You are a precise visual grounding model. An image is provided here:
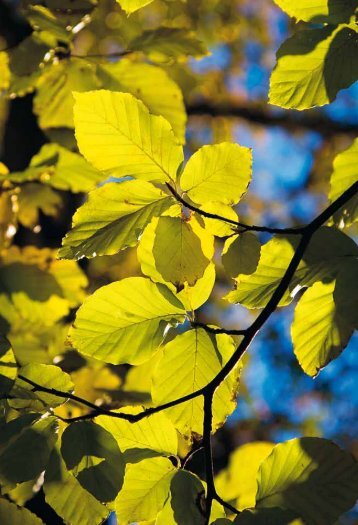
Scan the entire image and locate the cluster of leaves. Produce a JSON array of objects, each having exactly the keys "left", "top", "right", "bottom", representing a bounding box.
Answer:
[{"left": 0, "top": 0, "right": 357, "bottom": 524}]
